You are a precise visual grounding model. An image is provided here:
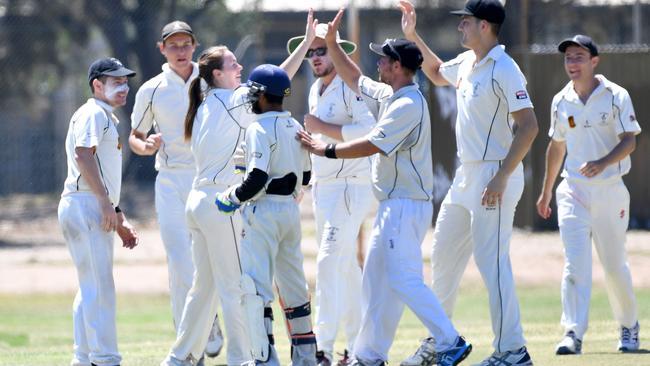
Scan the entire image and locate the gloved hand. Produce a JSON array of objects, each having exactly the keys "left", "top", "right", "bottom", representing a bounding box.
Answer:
[
  {"left": 215, "top": 186, "right": 241, "bottom": 215},
  {"left": 233, "top": 142, "right": 247, "bottom": 174}
]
